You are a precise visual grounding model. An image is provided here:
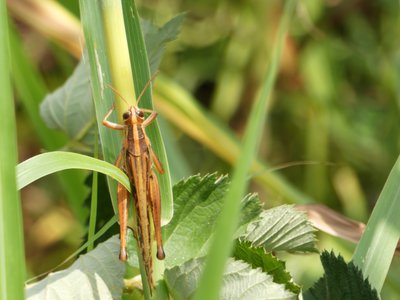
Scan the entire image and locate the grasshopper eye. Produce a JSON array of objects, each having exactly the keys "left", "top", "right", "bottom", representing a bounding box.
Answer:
[
  {"left": 136, "top": 110, "right": 144, "bottom": 118},
  {"left": 122, "top": 112, "right": 131, "bottom": 120}
]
